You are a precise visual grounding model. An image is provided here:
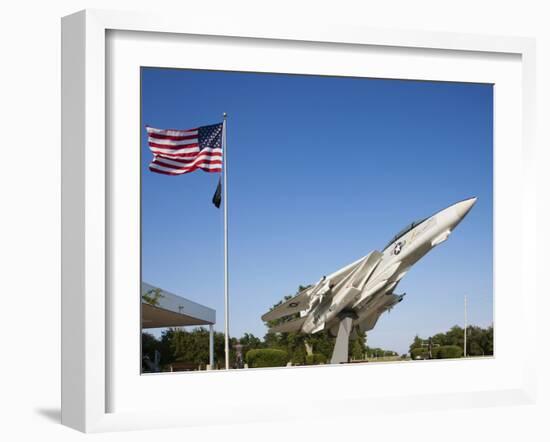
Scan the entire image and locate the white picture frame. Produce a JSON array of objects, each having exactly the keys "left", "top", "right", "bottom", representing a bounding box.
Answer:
[{"left": 61, "top": 9, "right": 537, "bottom": 433}]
